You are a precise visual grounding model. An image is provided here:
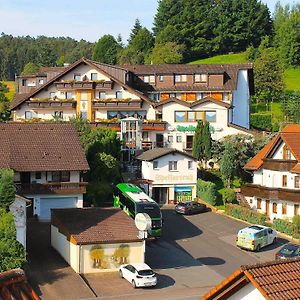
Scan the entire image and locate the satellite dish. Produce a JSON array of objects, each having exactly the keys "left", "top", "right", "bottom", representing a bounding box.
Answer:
[{"left": 135, "top": 213, "right": 152, "bottom": 231}]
